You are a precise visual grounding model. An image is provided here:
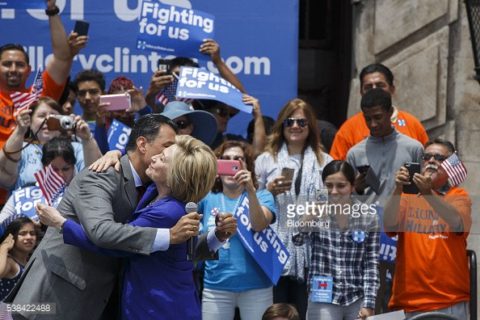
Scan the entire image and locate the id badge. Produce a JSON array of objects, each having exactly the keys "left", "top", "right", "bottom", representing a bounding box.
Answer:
[{"left": 309, "top": 276, "right": 333, "bottom": 303}]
